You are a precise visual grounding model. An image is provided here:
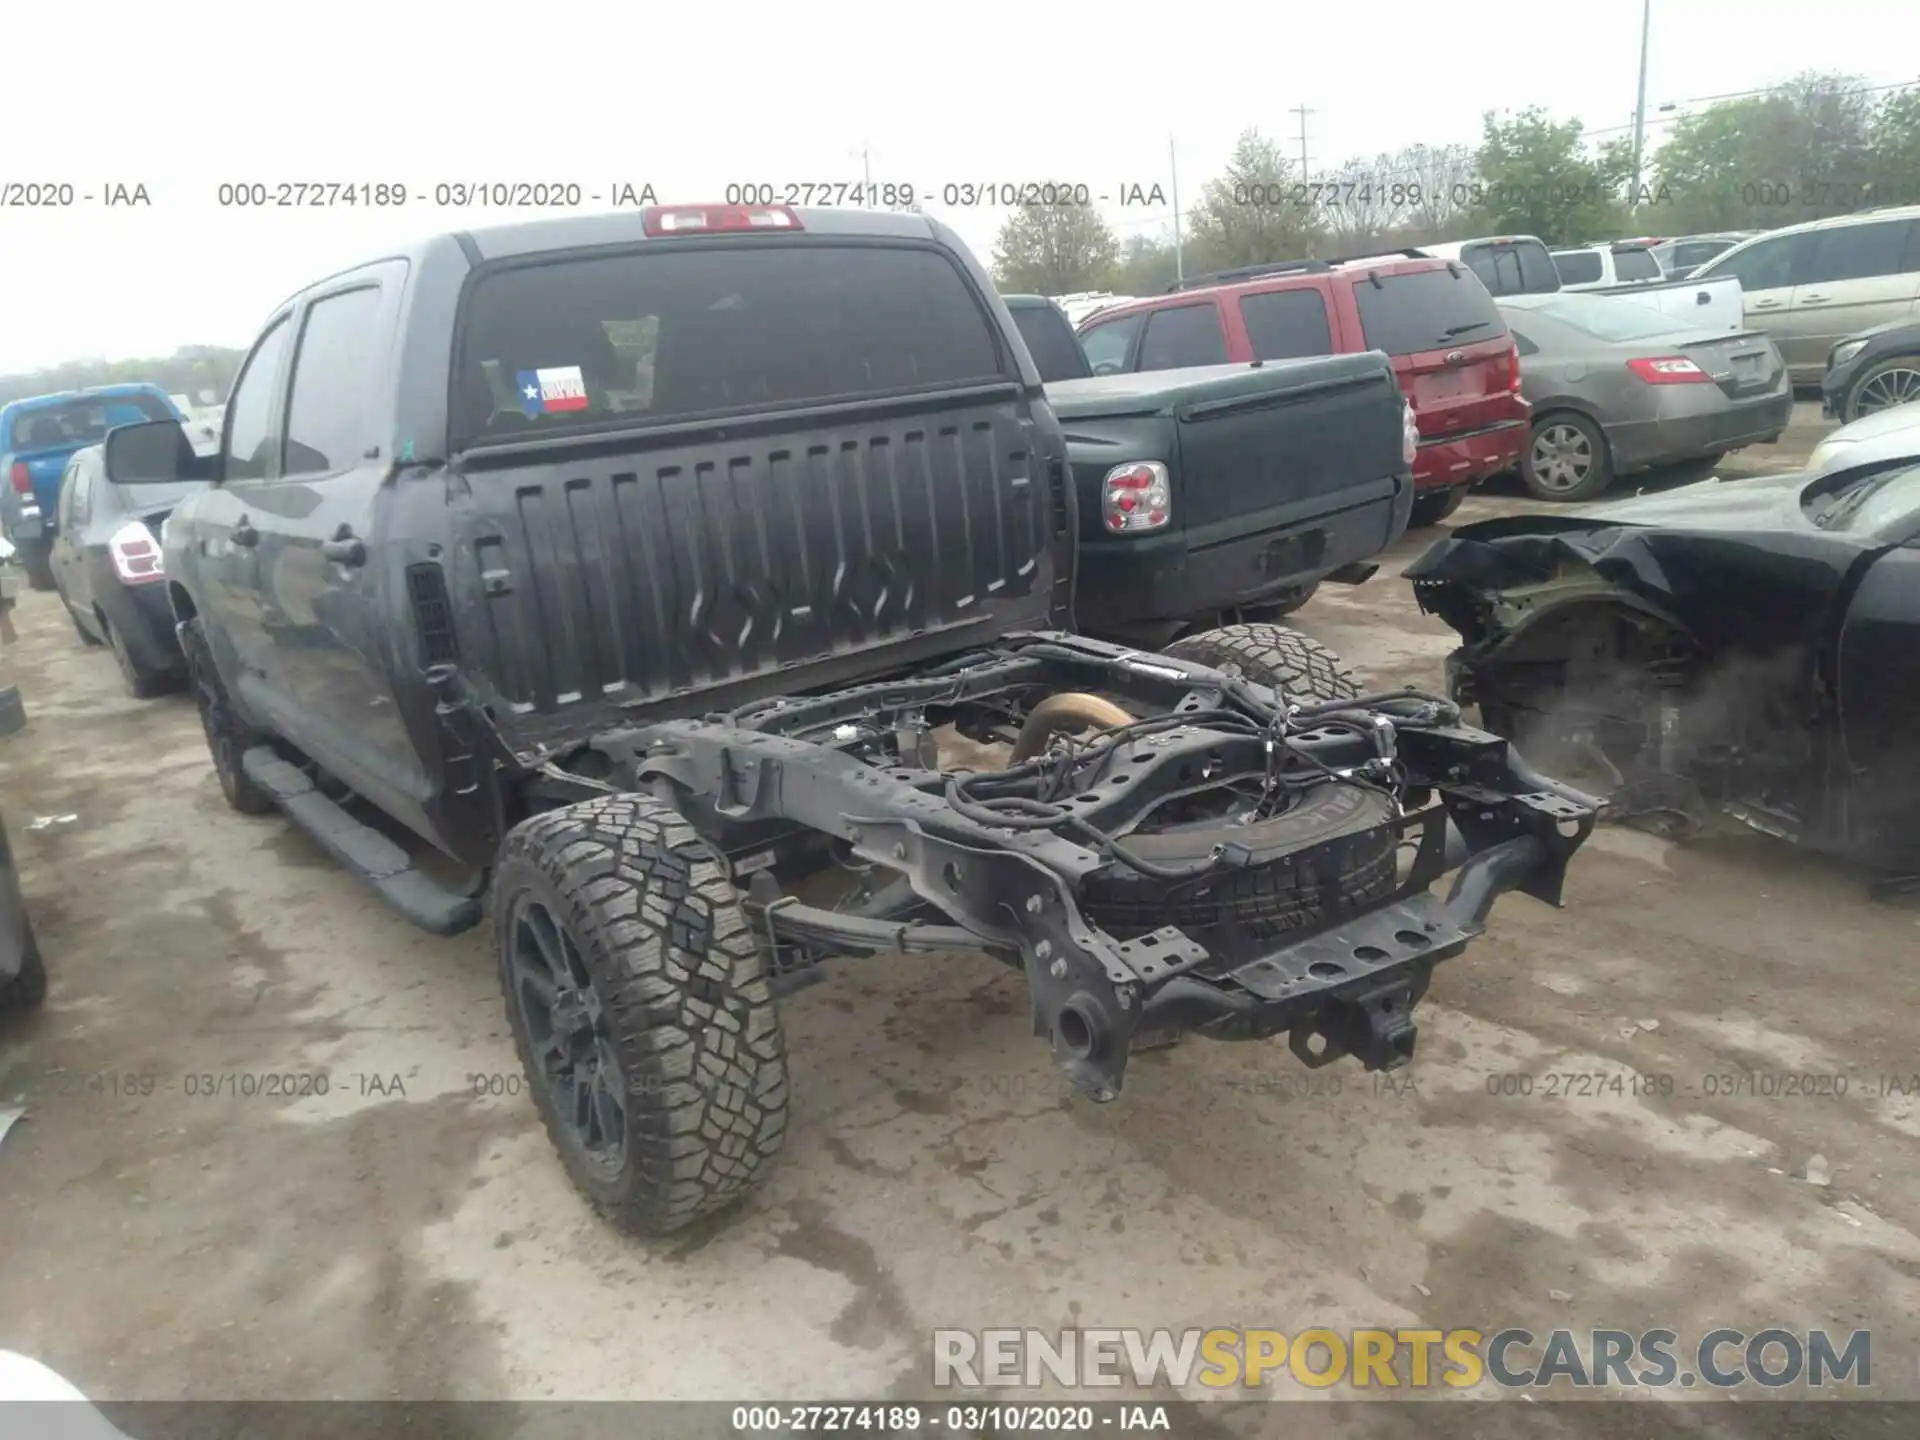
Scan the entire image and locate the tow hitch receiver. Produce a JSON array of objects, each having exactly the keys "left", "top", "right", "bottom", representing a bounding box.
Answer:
[{"left": 1292, "top": 977, "right": 1420, "bottom": 1071}]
